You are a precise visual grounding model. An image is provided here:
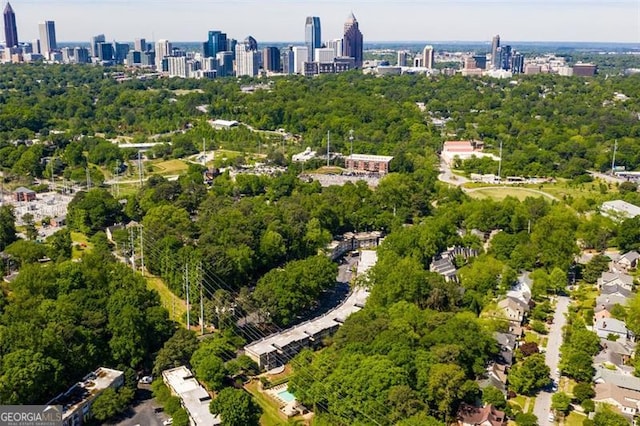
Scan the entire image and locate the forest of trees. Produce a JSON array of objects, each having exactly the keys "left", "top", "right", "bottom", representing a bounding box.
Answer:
[{"left": 0, "top": 63, "right": 639, "bottom": 424}]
